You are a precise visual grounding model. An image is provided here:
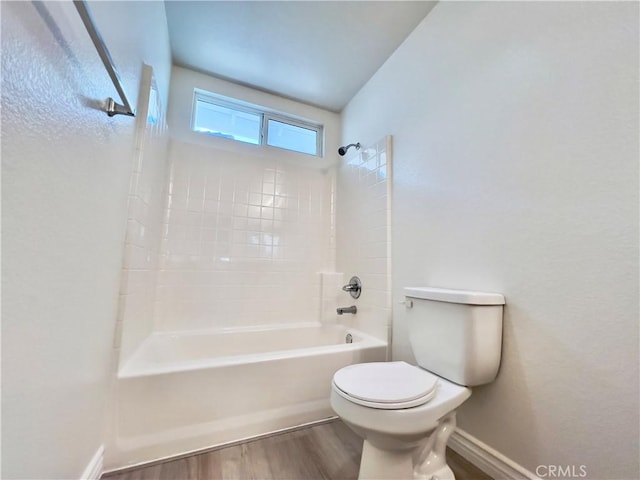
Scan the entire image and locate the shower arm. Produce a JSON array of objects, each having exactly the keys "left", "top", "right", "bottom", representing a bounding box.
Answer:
[{"left": 338, "top": 142, "right": 361, "bottom": 156}]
